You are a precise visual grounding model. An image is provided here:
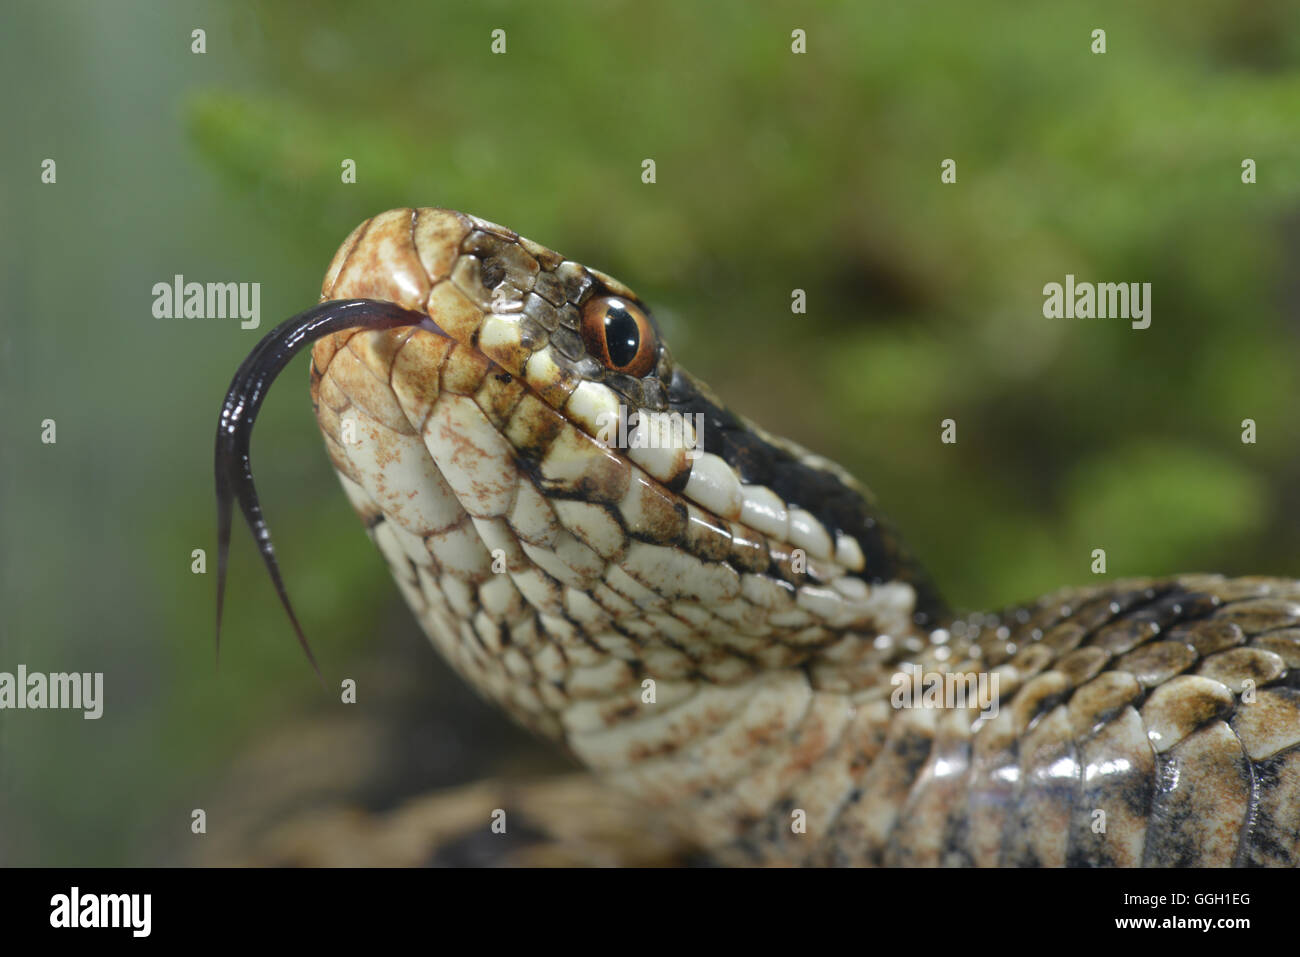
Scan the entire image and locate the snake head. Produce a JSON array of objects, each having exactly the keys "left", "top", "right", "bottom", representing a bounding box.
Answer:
[
  {"left": 294, "top": 209, "right": 944, "bottom": 732},
  {"left": 220, "top": 208, "right": 944, "bottom": 747}
]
